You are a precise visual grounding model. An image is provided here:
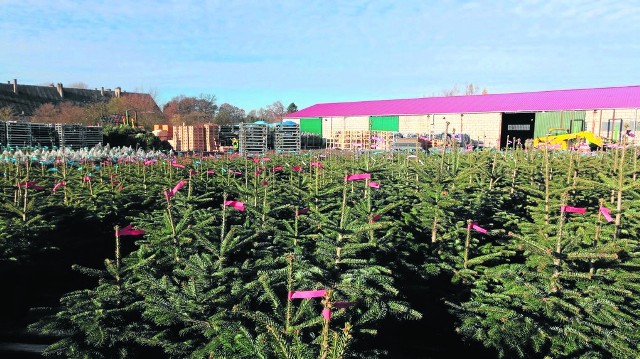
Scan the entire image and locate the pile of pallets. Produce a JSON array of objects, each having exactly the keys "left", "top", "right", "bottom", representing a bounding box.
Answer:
[
  {"left": 55, "top": 124, "right": 86, "bottom": 149},
  {"left": 85, "top": 126, "right": 103, "bottom": 148},
  {"left": 273, "top": 122, "right": 301, "bottom": 153},
  {"left": 7, "top": 121, "right": 32, "bottom": 147},
  {"left": 170, "top": 124, "right": 220, "bottom": 152},
  {"left": 239, "top": 122, "right": 268, "bottom": 155},
  {"left": 326, "top": 130, "right": 397, "bottom": 150},
  {"left": 173, "top": 125, "right": 203, "bottom": 152},
  {"left": 30, "top": 123, "right": 56, "bottom": 148},
  {"left": 204, "top": 124, "right": 220, "bottom": 152},
  {"left": 370, "top": 131, "right": 395, "bottom": 150},
  {"left": 0, "top": 121, "right": 6, "bottom": 146}
]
